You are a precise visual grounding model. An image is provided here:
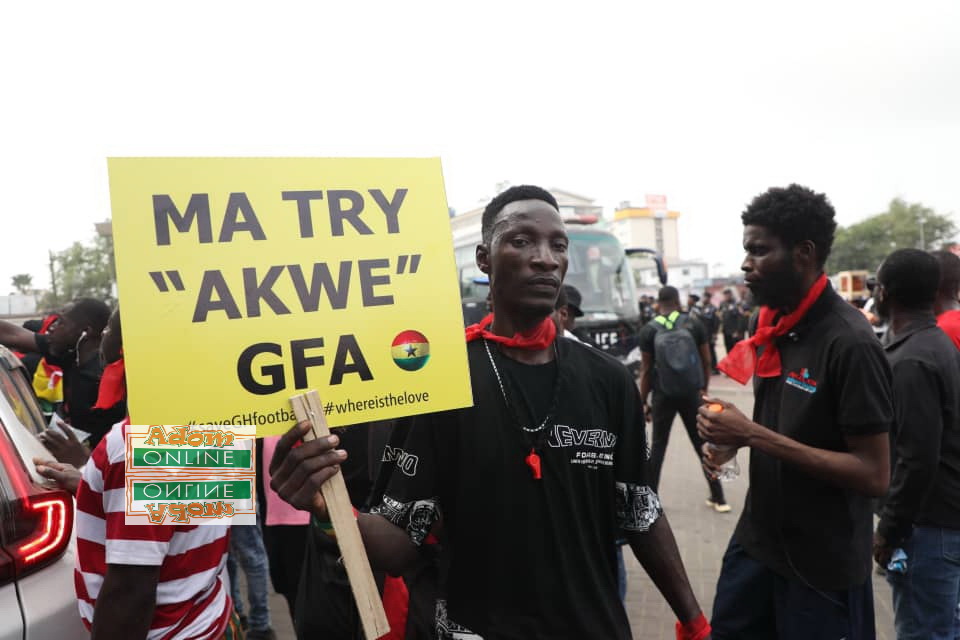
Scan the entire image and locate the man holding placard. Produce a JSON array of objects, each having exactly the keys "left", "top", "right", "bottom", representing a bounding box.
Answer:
[{"left": 272, "top": 185, "right": 711, "bottom": 640}]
